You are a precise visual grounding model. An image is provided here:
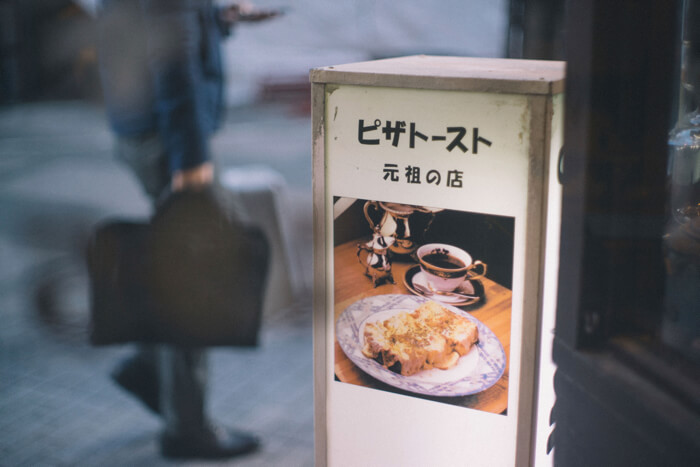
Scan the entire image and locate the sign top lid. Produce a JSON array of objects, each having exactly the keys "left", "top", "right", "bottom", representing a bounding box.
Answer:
[{"left": 310, "top": 55, "right": 565, "bottom": 95}]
